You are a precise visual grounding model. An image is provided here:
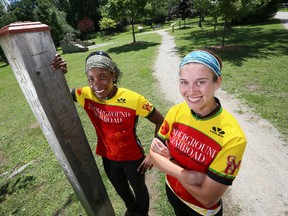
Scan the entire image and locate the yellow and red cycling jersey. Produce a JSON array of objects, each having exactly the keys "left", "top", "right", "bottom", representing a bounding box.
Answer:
[
  {"left": 158, "top": 100, "right": 246, "bottom": 212},
  {"left": 75, "top": 86, "right": 155, "bottom": 161}
]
